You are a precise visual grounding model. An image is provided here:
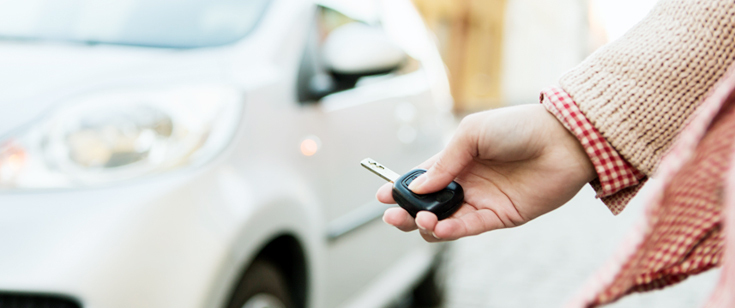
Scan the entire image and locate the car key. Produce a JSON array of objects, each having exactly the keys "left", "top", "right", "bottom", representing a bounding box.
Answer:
[{"left": 361, "top": 158, "right": 464, "bottom": 220}]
